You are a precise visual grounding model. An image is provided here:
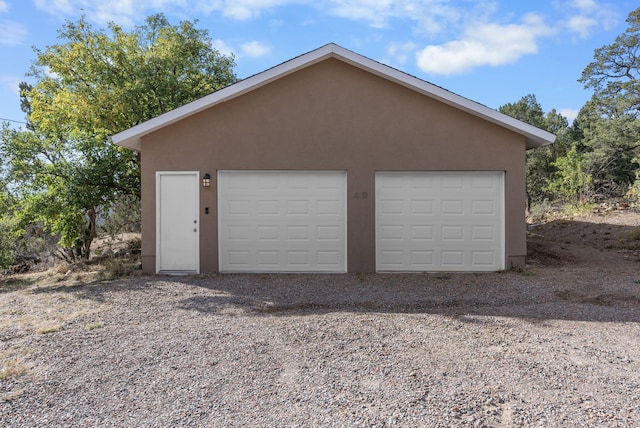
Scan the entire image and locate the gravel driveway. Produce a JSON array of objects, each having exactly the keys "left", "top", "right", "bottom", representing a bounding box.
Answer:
[{"left": 2, "top": 215, "right": 640, "bottom": 427}]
